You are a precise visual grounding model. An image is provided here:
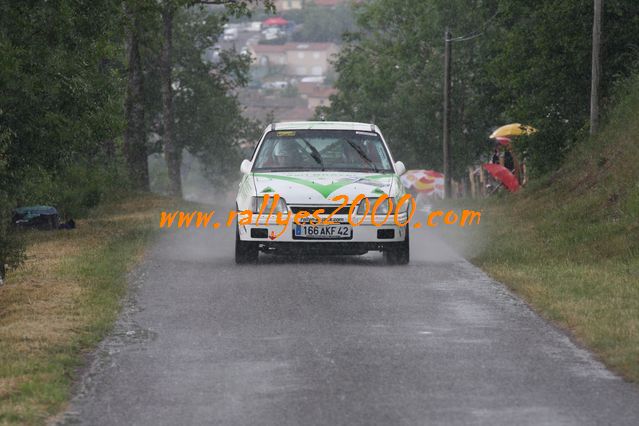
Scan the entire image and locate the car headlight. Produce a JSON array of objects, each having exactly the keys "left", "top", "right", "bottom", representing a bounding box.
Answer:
[
  {"left": 357, "top": 197, "right": 392, "bottom": 215},
  {"left": 251, "top": 195, "right": 288, "bottom": 213},
  {"left": 395, "top": 195, "right": 411, "bottom": 214}
]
